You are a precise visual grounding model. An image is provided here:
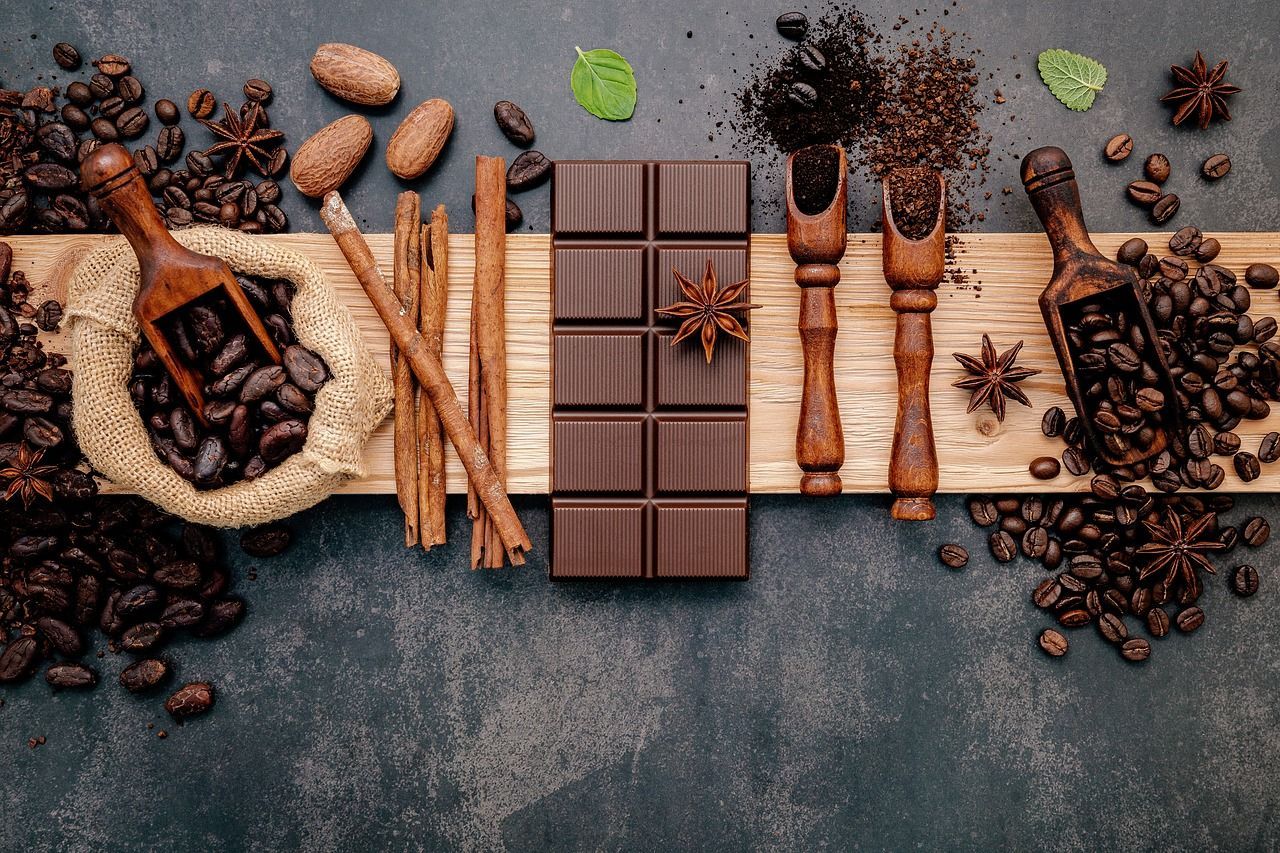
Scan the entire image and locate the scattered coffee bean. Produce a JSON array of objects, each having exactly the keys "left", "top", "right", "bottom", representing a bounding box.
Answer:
[
  {"left": 1120, "top": 638, "right": 1151, "bottom": 662},
  {"left": 1103, "top": 134, "right": 1133, "bottom": 162},
  {"left": 1151, "top": 193, "right": 1180, "bottom": 224},
  {"left": 154, "top": 98, "right": 179, "bottom": 125},
  {"left": 775, "top": 11, "right": 809, "bottom": 40},
  {"left": 1231, "top": 564, "right": 1259, "bottom": 597},
  {"left": 938, "top": 544, "right": 968, "bottom": 569},
  {"left": 1243, "top": 516, "right": 1270, "bottom": 547},
  {"left": 1126, "top": 180, "right": 1162, "bottom": 206},
  {"left": 1202, "top": 153, "right": 1231, "bottom": 180},
  {"left": 968, "top": 497, "right": 998, "bottom": 527},
  {"left": 187, "top": 88, "right": 216, "bottom": 119},
  {"left": 1144, "top": 153, "right": 1171, "bottom": 184},
  {"left": 1233, "top": 451, "right": 1261, "bottom": 482},
  {"left": 1194, "top": 238, "right": 1221, "bottom": 263},
  {"left": 1029, "top": 456, "right": 1060, "bottom": 480},
  {"left": 787, "top": 82, "right": 818, "bottom": 109},
  {"left": 1175, "top": 606, "right": 1205, "bottom": 633},
  {"left": 1169, "top": 226, "right": 1202, "bottom": 256},
  {"left": 1245, "top": 263, "right": 1279, "bottom": 289},
  {"left": 1260, "top": 432, "right": 1280, "bottom": 463},
  {"left": 1038, "top": 629, "right": 1068, "bottom": 657},
  {"left": 1147, "top": 607, "right": 1170, "bottom": 637},
  {"left": 989, "top": 530, "right": 1016, "bottom": 563},
  {"left": 1116, "top": 237, "right": 1147, "bottom": 267},
  {"left": 243, "top": 79, "right": 273, "bottom": 103},
  {"left": 52, "top": 43, "right": 81, "bottom": 70}
]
